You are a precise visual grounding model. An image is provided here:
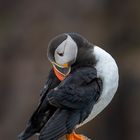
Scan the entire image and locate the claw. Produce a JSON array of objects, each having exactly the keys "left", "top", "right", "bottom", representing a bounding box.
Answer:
[{"left": 66, "top": 132, "right": 86, "bottom": 140}]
